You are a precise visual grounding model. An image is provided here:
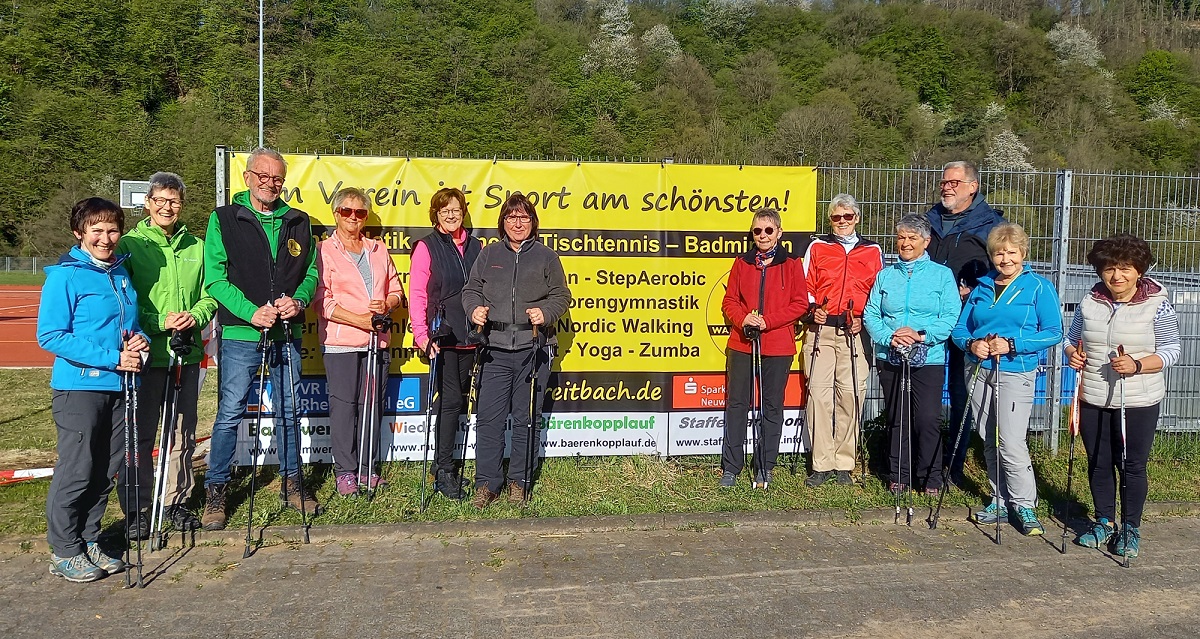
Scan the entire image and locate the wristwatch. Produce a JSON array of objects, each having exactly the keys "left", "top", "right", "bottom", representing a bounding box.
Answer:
[
  {"left": 1006, "top": 337, "right": 1016, "bottom": 354},
  {"left": 295, "top": 299, "right": 307, "bottom": 314}
]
